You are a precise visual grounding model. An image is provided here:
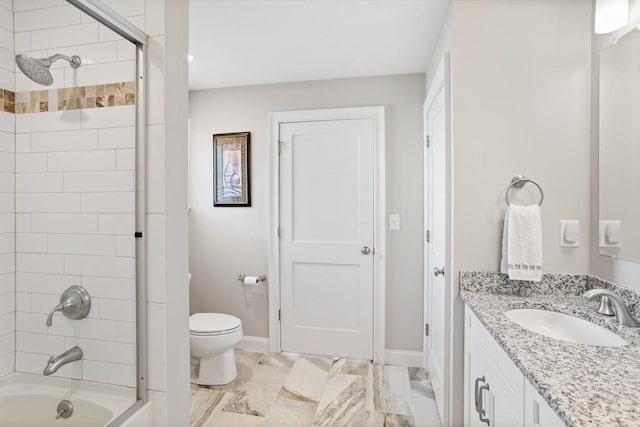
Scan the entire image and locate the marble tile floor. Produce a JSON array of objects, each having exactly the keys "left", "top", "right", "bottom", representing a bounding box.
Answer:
[{"left": 191, "top": 350, "right": 442, "bottom": 427}]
